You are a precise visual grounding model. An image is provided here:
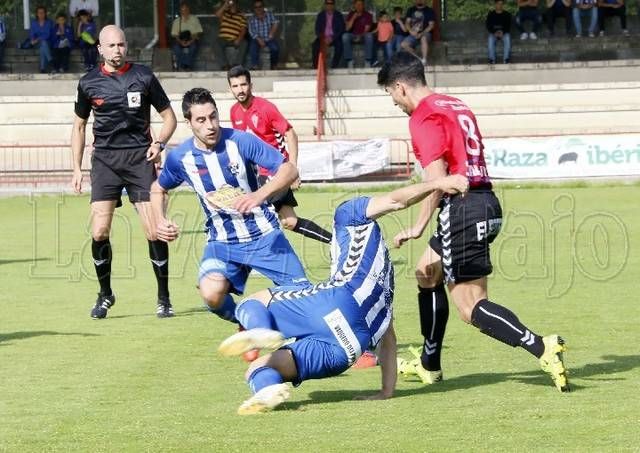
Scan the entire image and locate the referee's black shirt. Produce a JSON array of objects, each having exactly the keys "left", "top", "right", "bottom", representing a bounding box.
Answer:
[{"left": 75, "top": 62, "right": 171, "bottom": 151}]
